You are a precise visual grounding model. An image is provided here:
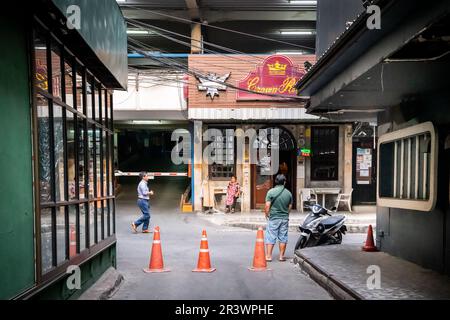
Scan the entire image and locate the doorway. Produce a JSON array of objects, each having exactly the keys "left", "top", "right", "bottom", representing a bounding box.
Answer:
[
  {"left": 352, "top": 137, "right": 377, "bottom": 205},
  {"left": 251, "top": 126, "right": 297, "bottom": 209}
]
